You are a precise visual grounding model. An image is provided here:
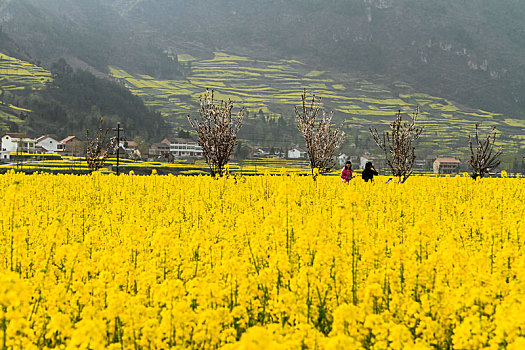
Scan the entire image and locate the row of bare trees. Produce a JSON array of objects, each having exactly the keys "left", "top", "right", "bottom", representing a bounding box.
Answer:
[
  {"left": 186, "top": 88, "right": 503, "bottom": 180},
  {"left": 370, "top": 108, "right": 502, "bottom": 181},
  {"left": 85, "top": 88, "right": 504, "bottom": 180}
]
